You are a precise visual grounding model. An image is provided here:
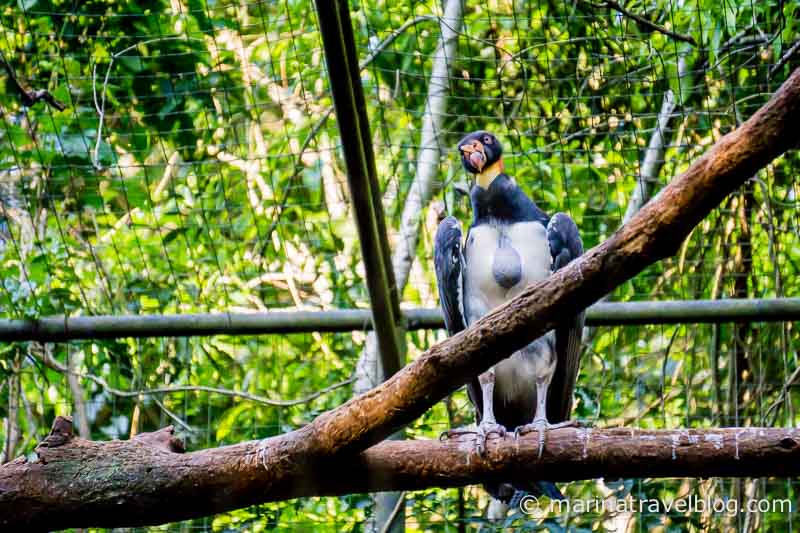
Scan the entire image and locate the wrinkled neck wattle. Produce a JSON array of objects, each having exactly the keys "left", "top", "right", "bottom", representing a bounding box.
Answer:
[{"left": 476, "top": 157, "right": 504, "bottom": 189}]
